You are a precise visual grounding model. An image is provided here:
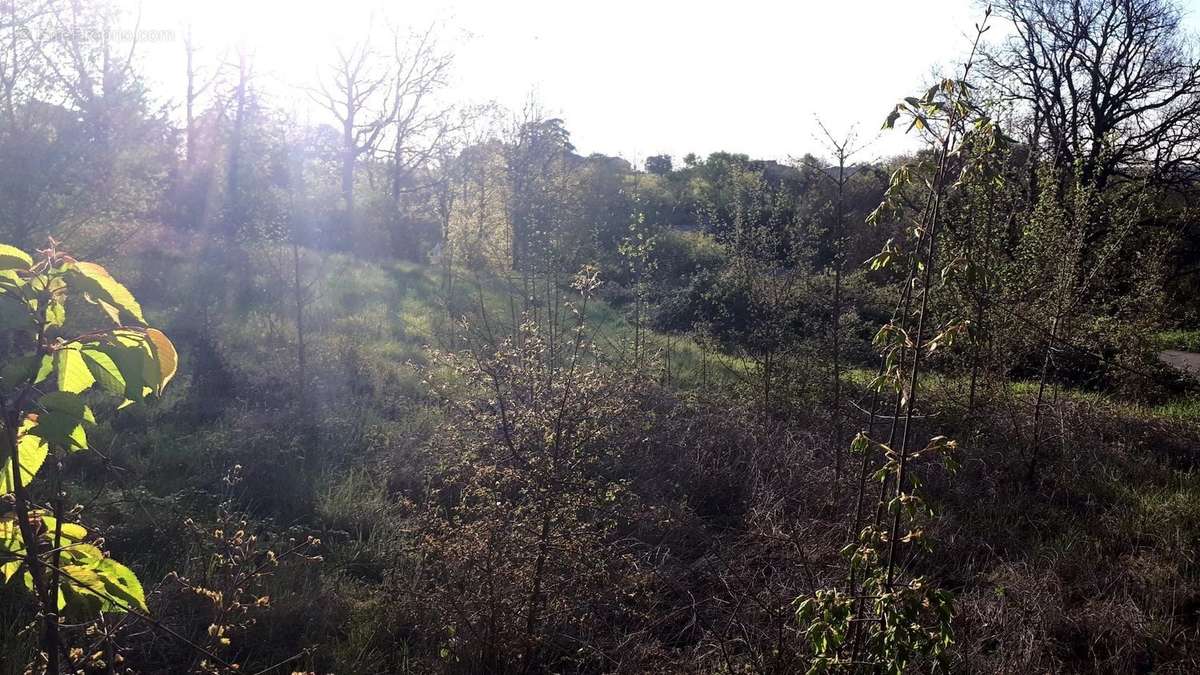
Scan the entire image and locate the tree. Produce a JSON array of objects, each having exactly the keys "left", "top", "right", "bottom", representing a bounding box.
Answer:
[
  {"left": 707, "top": 164, "right": 815, "bottom": 415},
  {"left": 413, "top": 269, "right": 647, "bottom": 672},
  {"left": 0, "top": 0, "right": 52, "bottom": 124},
  {"left": 986, "top": 0, "right": 1200, "bottom": 193},
  {"left": 504, "top": 109, "right": 575, "bottom": 274},
  {"left": 183, "top": 24, "right": 223, "bottom": 170},
  {"left": 801, "top": 16, "right": 1000, "bottom": 669},
  {"left": 310, "top": 39, "right": 393, "bottom": 226},
  {"left": 447, "top": 136, "right": 511, "bottom": 272},
  {"left": 35, "top": 0, "right": 139, "bottom": 149},
  {"left": 982, "top": 0, "right": 1184, "bottom": 443},
  {"left": 807, "top": 120, "right": 873, "bottom": 495},
  {"left": 225, "top": 47, "right": 253, "bottom": 236},
  {"left": 0, "top": 0, "right": 173, "bottom": 249},
  {"left": 644, "top": 154, "right": 672, "bottom": 175},
  {"left": 384, "top": 24, "right": 453, "bottom": 207}
]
